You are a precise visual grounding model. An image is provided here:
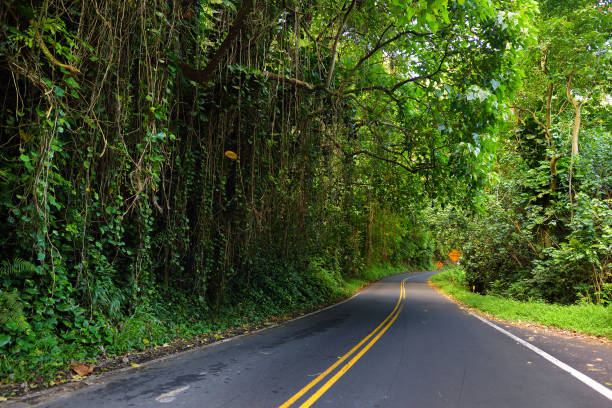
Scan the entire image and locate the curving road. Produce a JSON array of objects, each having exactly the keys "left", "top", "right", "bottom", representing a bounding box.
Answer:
[{"left": 31, "top": 272, "right": 611, "bottom": 408}]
